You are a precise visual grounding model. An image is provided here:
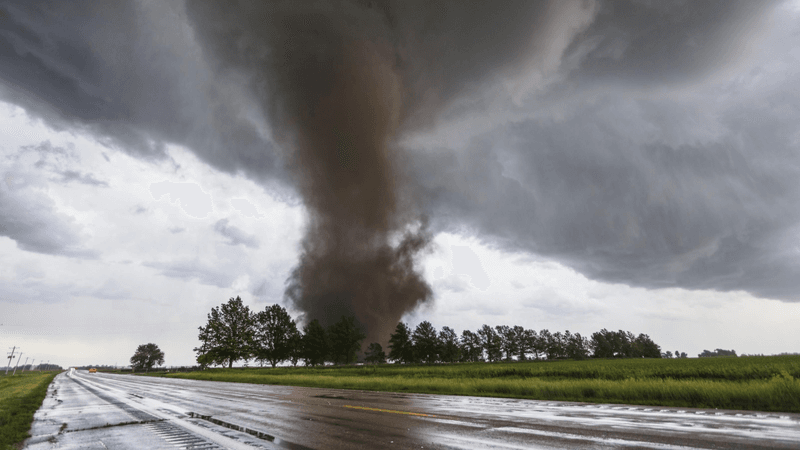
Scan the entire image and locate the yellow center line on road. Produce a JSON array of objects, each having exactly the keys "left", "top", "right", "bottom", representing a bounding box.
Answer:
[{"left": 343, "top": 405, "right": 437, "bottom": 417}]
